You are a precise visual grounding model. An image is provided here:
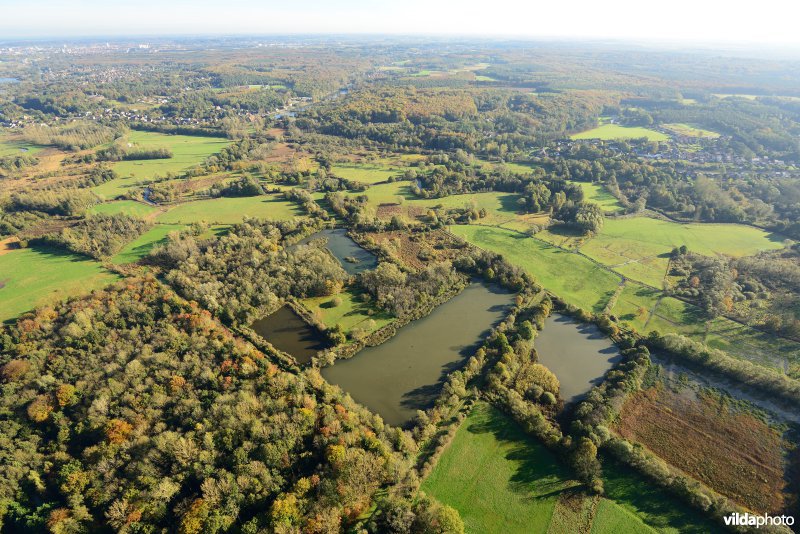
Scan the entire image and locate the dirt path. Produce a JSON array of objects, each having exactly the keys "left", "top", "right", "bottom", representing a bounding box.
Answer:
[{"left": 0, "top": 236, "right": 20, "bottom": 255}]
